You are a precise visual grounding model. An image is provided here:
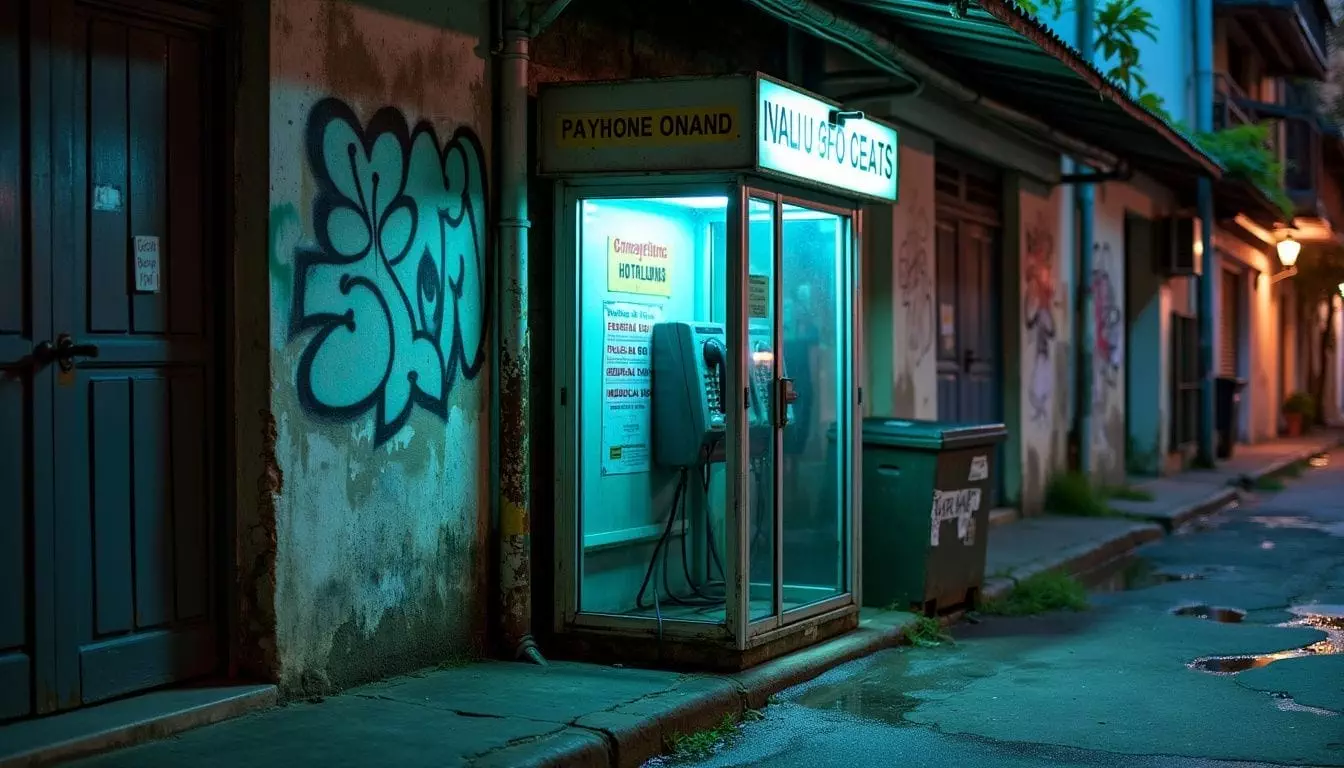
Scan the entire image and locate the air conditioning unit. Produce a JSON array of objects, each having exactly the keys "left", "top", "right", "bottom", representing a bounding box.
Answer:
[{"left": 1155, "top": 215, "right": 1201, "bottom": 277}]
